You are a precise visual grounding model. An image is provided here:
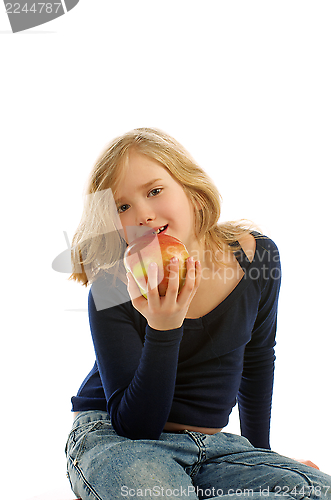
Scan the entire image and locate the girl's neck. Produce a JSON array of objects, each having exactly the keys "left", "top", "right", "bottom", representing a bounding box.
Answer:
[{"left": 187, "top": 237, "right": 233, "bottom": 271}]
